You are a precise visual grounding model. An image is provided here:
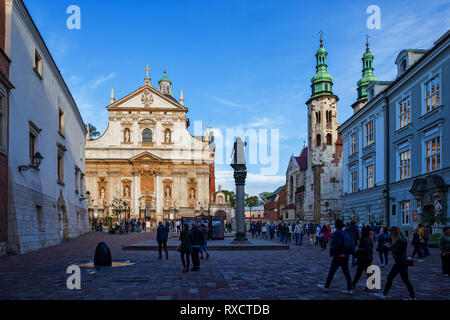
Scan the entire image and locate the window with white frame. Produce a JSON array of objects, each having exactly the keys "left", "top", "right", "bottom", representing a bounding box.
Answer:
[
  {"left": 399, "top": 150, "right": 411, "bottom": 180},
  {"left": 400, "top": 200, "right": 411, "bottom": 225},
  {"left": 351, "top": 132, "right": 358, "bottom": 155},
  {"left": 365, "top": 120, "right": 374, "bottom": 146},
  {"left": 425, "top": 74, "right": 441, "bottom": 113},
  {"left": 425, "top": 136, "right": 440, "bottom": 172},
  {"left": 351, "top": 171, "right": 358, "bottom": 193},
  {"left": 366, "top": 165, "right": 374, "bottom": 189},
  {"left": 399, "top": 97, "right": 411, "bottom": 129}
]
